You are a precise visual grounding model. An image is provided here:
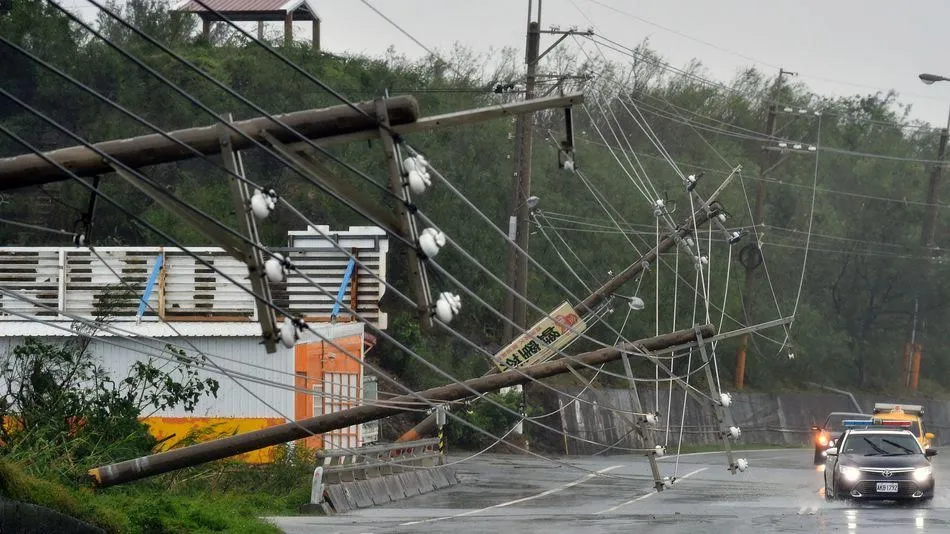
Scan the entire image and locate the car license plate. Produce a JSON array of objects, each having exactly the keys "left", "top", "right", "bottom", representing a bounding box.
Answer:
[{"left": 876, "top": 482, "right": 898, "bottom": 493}]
